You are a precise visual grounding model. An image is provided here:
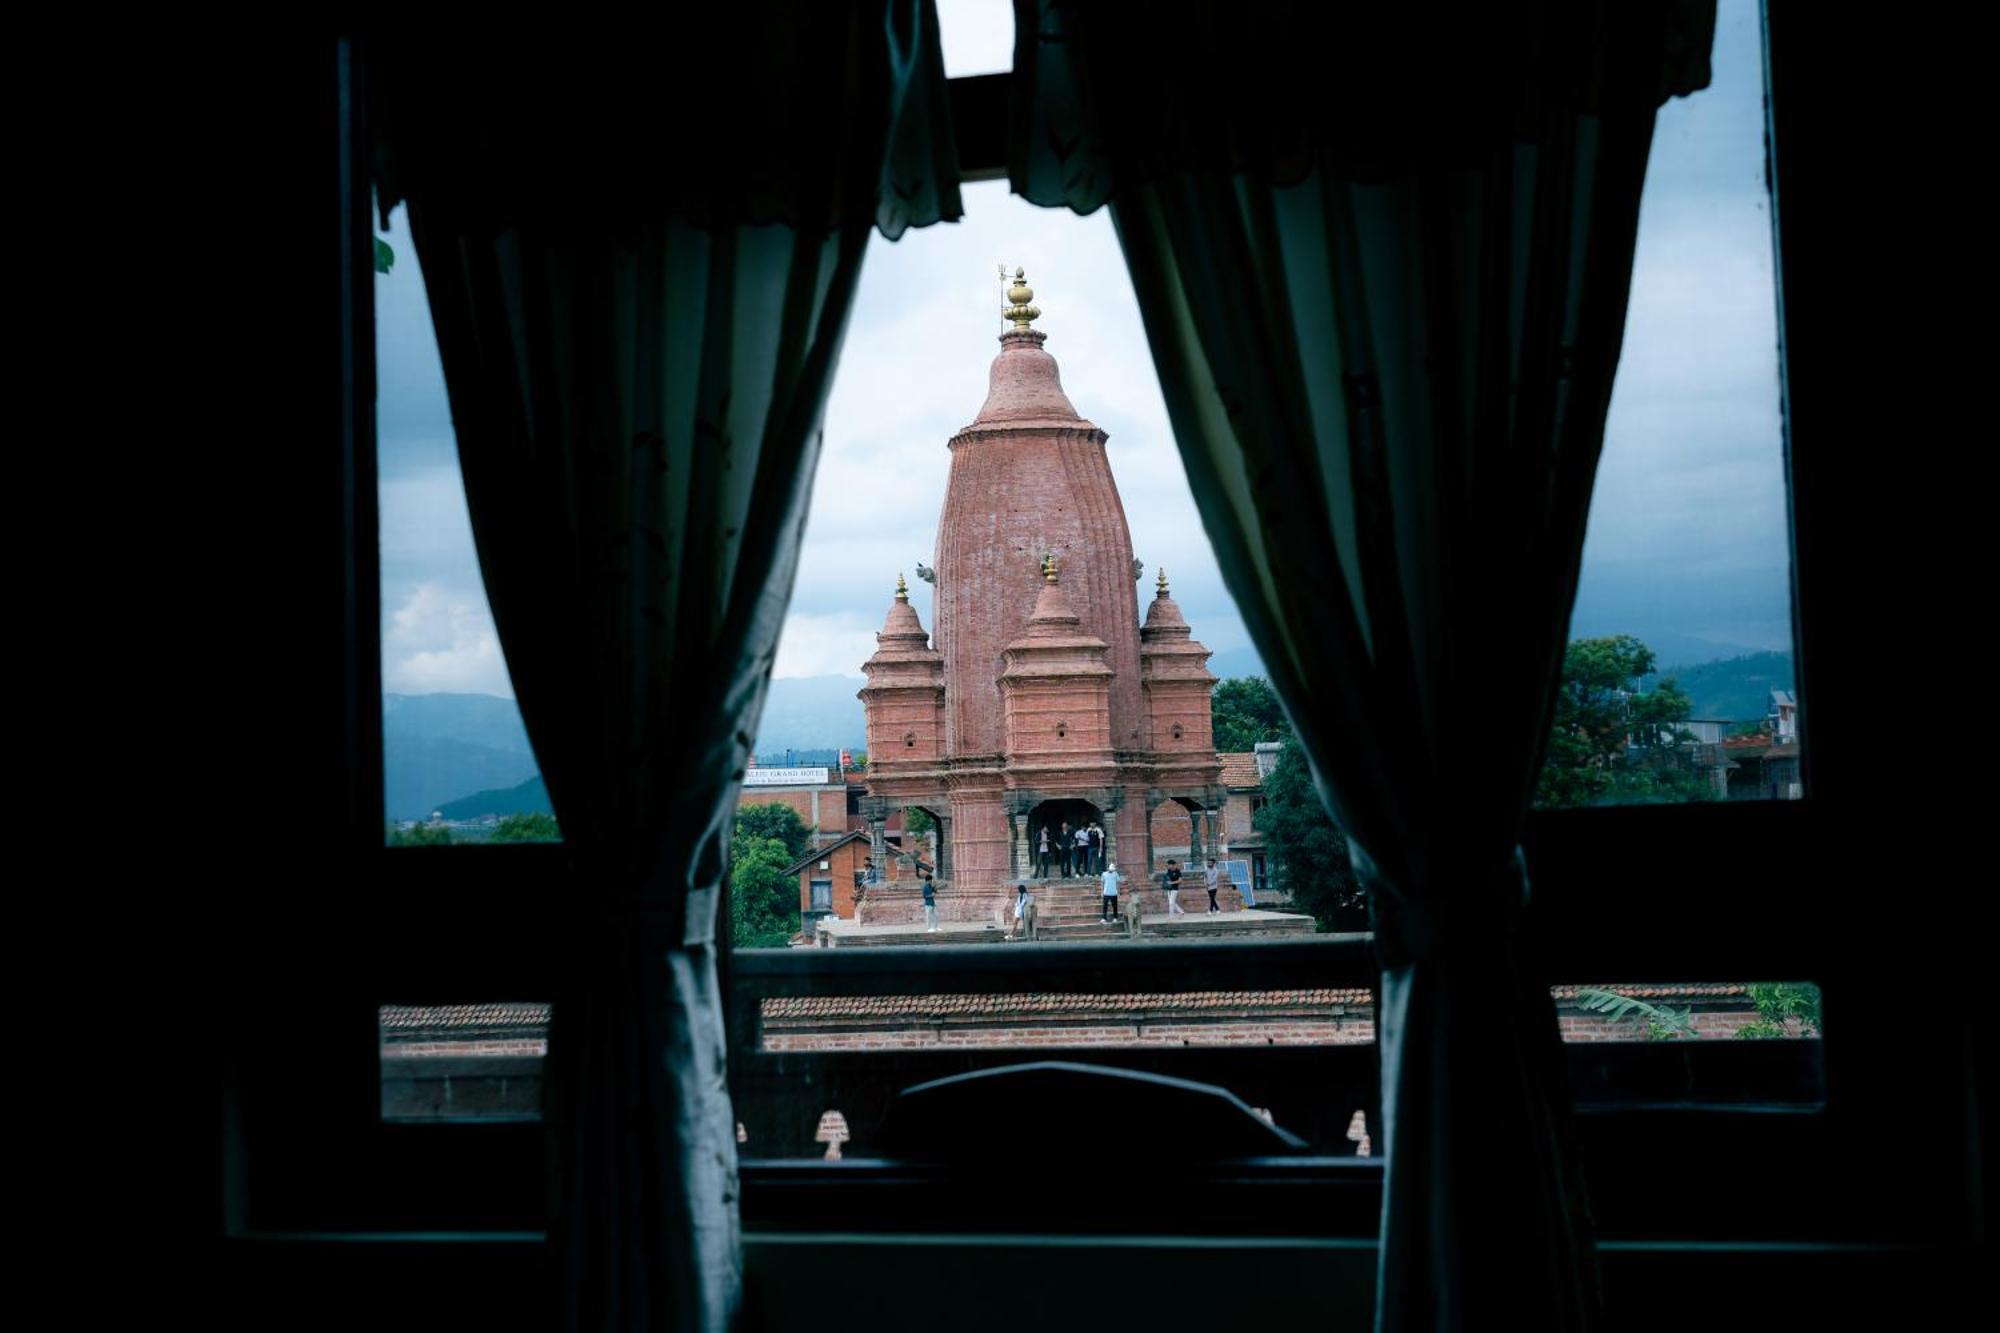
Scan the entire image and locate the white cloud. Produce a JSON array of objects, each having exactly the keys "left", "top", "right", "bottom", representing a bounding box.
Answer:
[
  {"left": 772, "top": 612, "right": 879, "bottom": 681},
  {"left": 382, "top": 582, "right": 516, "bottom": 696}
]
